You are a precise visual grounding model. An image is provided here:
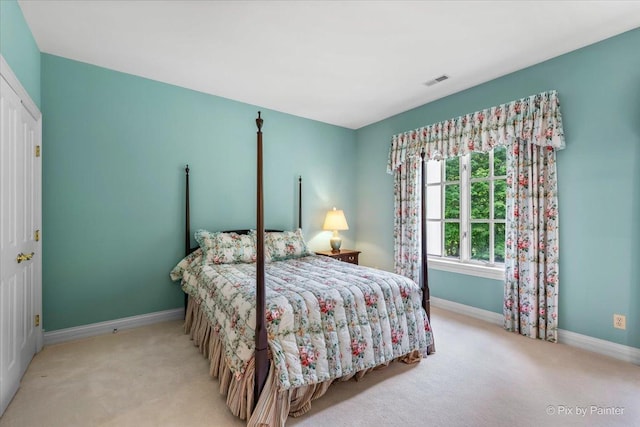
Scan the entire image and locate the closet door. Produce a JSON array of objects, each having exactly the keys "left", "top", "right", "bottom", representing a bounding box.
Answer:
[{"left": 0, "top": 74, "right": 41, "bottom": 416}]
